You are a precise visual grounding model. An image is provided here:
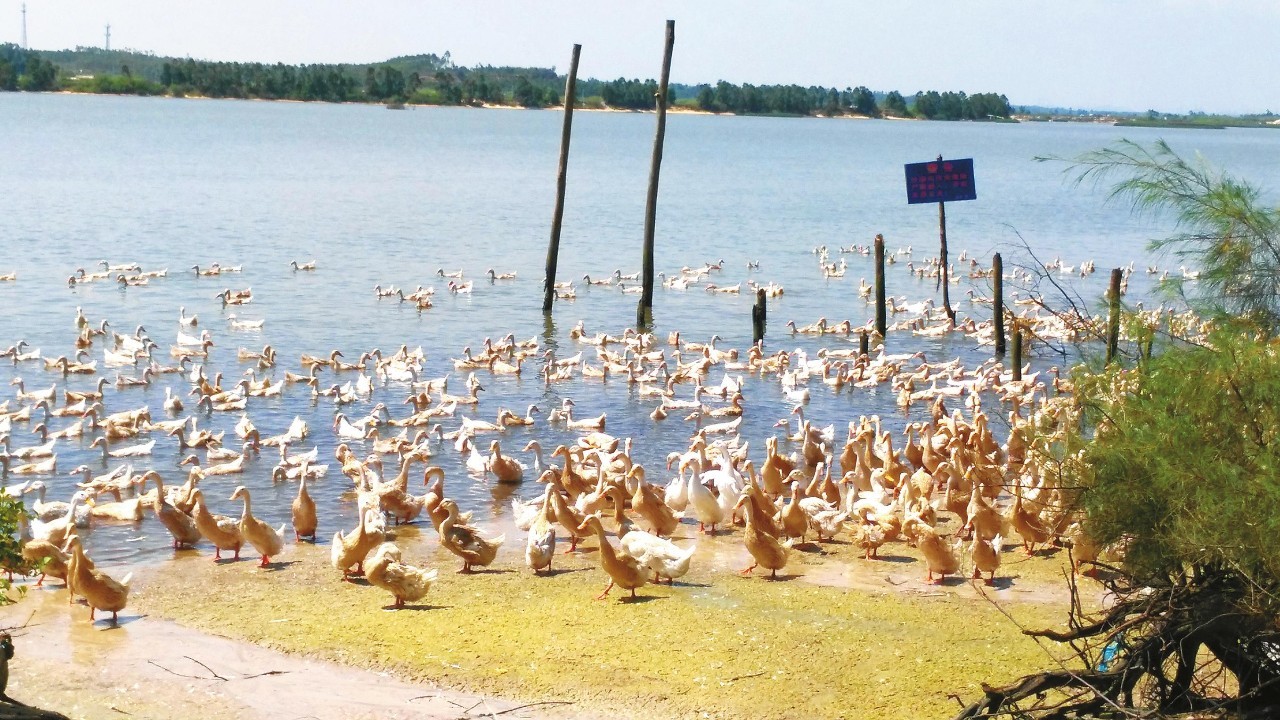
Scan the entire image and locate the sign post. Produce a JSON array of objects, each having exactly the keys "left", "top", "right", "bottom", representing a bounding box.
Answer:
[{"left": 904, "top": 156, "right": 977, "bottom": 323}]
